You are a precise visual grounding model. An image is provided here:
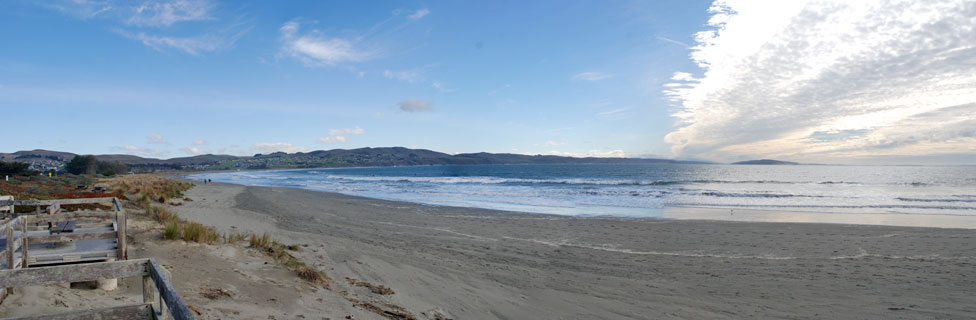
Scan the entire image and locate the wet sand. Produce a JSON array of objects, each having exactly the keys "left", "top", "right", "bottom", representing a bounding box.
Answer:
[{"left": 171, "top": 182, "right": 976, "bottom": 319}]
